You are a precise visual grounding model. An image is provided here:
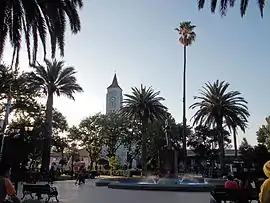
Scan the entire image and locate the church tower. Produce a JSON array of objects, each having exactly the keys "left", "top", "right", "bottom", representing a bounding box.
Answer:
[{"left": 106, "top": 74, "right": 123, "bottom": 114}]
